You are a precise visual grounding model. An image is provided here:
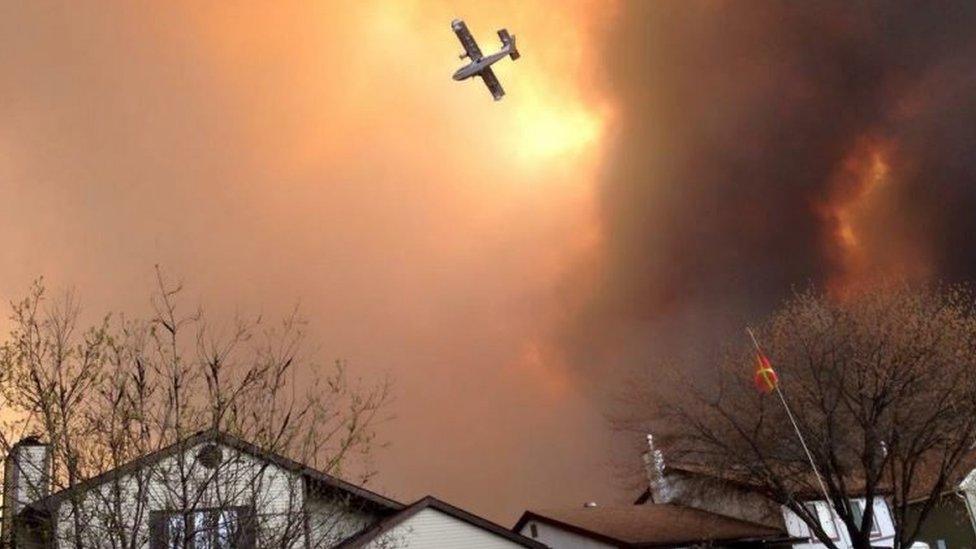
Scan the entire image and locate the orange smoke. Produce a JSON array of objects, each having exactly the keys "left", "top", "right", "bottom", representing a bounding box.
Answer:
[
  {"left": 820, "top": 137, "right": 930, "bottom": 297},
  {"left": 0, "top": 0, "right": 619, "bottom": 523}
]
